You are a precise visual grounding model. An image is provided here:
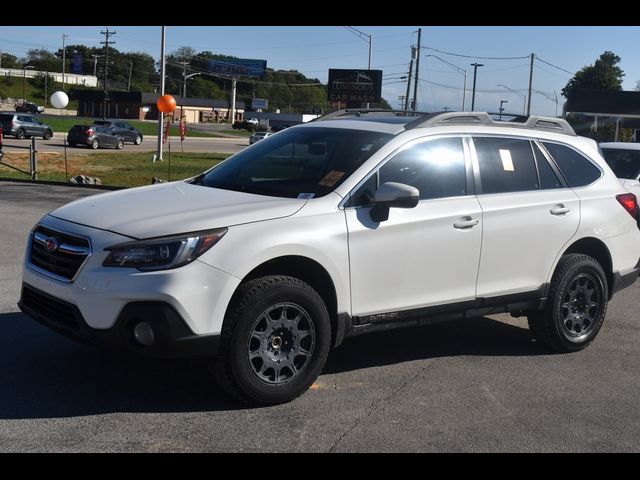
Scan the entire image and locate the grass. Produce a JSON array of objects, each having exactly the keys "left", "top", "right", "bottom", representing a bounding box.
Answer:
[
  {"left": 0, "top": 151, "right": 230, "bottom": 187},
  {"left": 38, "top": 116, "right": 224, "bottom": 138}
]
